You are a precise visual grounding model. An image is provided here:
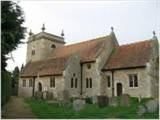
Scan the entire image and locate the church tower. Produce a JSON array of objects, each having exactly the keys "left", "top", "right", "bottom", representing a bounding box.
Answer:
[{"left": 26, "top": 24, "right": 65, "bottom": 63}]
